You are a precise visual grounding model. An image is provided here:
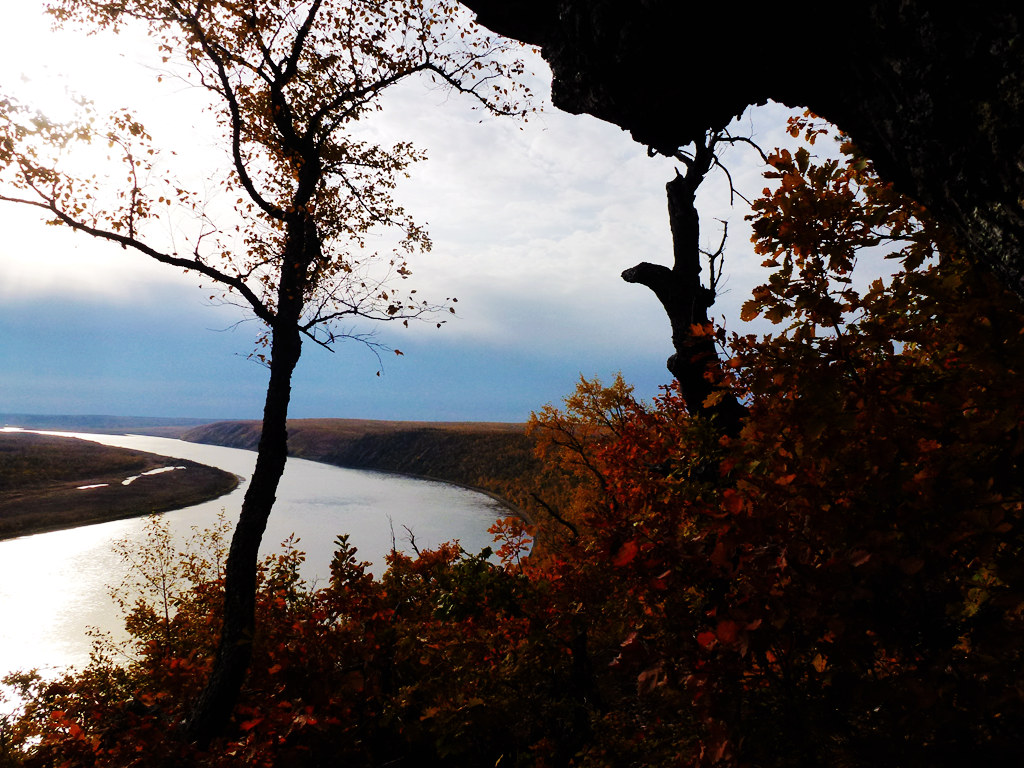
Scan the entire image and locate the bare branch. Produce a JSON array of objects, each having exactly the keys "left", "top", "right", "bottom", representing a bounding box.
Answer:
[
  {"left": 701, "top": 220, "right": 729, "bottom": 299},
  {"left": 717, "top": 132, "right": 769, "bottom": 164},
  {"left": 529, "top": 492, "right": 579, "bottom": 539},
  {"left": 166, "top": 0, "right": 285, "bottom": 221},
  {"left": 0, "top": 190, "right": 274, "bottom": 325},
  {"left": 280, "top": 0, "right": 323, "bottom": 84},
  {"left": 402, "top": 525, "right": 421, "bottom": 556}
]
